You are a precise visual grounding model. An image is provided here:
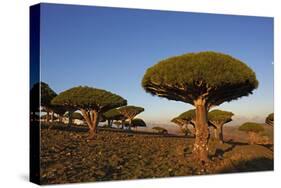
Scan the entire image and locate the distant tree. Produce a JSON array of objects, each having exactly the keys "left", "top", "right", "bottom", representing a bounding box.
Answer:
[
  {"left": 72, "top": 112, "right": 84, "bottom": 120},
  {"left": 239, "top": 122, "right": 264, "bottom": 144},
  {"left": 142, "top": 51, "right": 258, "bottom": 161},
  {"left": 131, "top": 118, "right": 147, "bottom": 130},
  {"left": 208, "top": 110, "right": 234, "bottom": 143},
  {"left": 52, "top": 86, "right": 127, "bottom": 139},
  {"left": 265, "top": 113, "right": 274, "bottom": 126},
  {"left": 103, "top": 108, "right": 126, "bottom": 127},
  {"left": 31, "top": 82, "right": 57, "bottom": 122},
  {"left": 118, "top": 106, "right": 144, "bottom": 131},
  {"left": 152, "top": 126, "right": 168, "bottom": 134},
  {"left": 171, "top": 110, "right": 196, "bottom": 137},
  {"left": 51, "top": 105, "right": 66, "bottom": 123}
]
